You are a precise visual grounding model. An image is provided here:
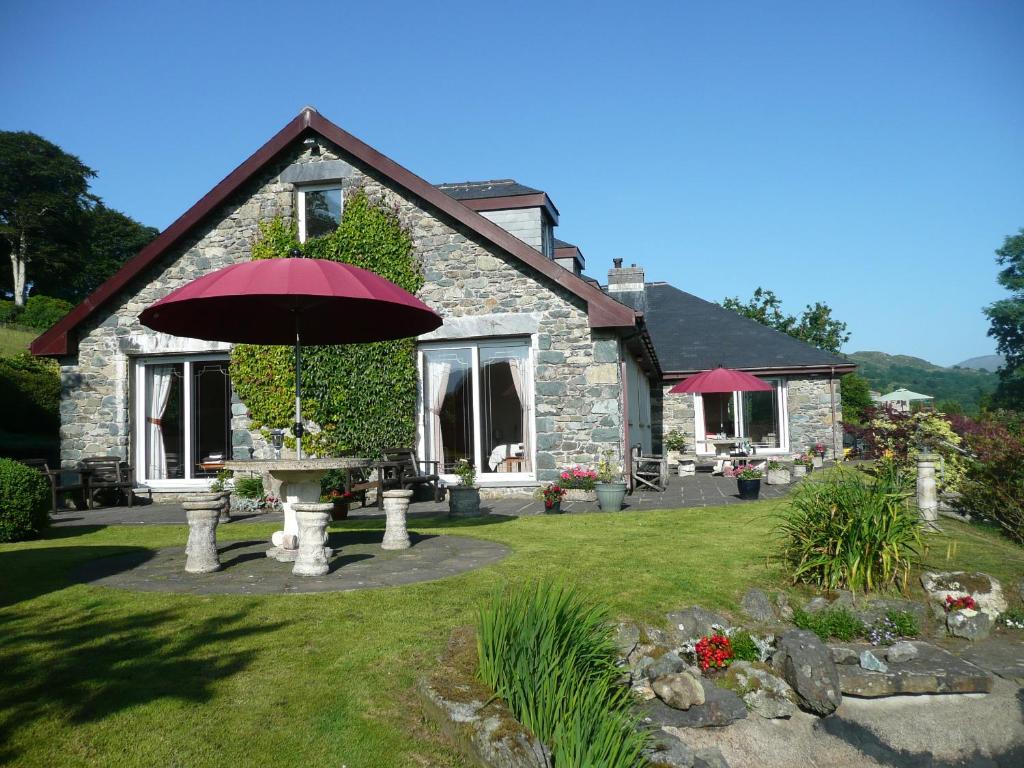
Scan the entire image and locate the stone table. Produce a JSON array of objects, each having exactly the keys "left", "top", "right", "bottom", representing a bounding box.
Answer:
[{"left": 224, "top": 458, "right": 371, "bottom": 562}]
